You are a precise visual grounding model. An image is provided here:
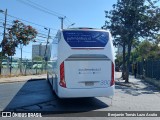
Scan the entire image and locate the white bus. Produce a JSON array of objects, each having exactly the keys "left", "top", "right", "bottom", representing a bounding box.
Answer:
[{"left": 47, "top": 28, "right": 115, "bottom": 98}]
